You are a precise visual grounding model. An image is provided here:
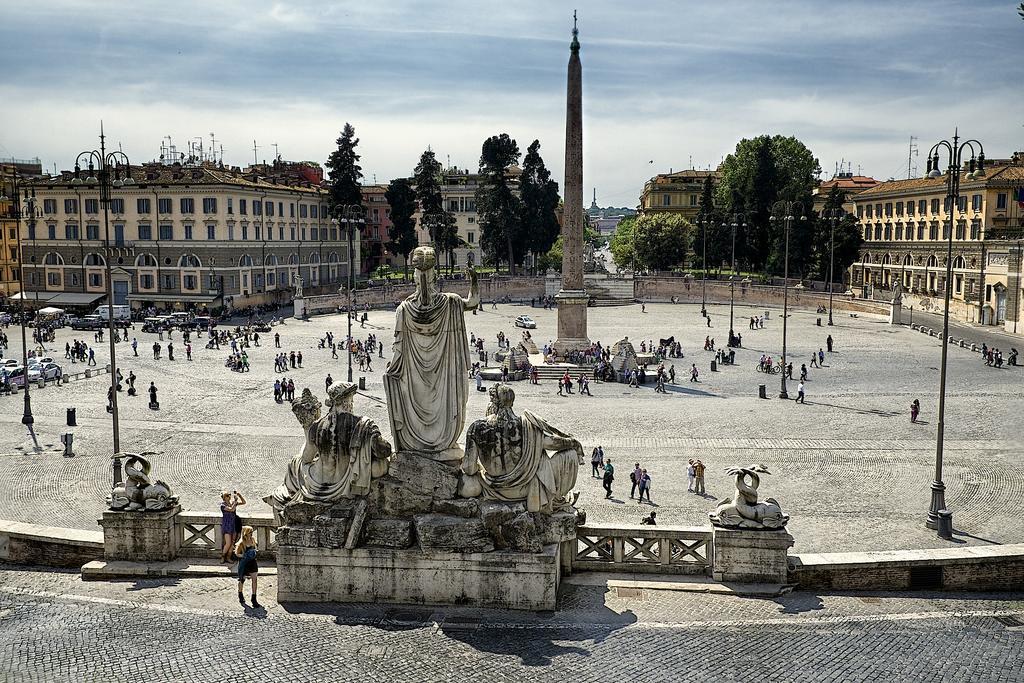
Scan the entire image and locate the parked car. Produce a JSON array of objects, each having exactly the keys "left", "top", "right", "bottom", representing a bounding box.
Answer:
[
  {"left": 0, "top": 313, "right": 12, "bottom": 324},
  {"left": 29, "top": 362, "right": 62, "bottom": 381},
  {"left": 1, "top": 358, "right": 19, "bottom": 369},
  {"left": 514, "top": 315, "right": 537, "bottom": 329},
  {"left": 141, "top": 317, "right": 170, "bottom": 333},
  {"left": 193, "top": 316, "right": 212, "bottom": 331},
  {"left": 70, "top": 315, "right": 105, "bottom": 331},
  {"left": 28, "top": 356, "right": 56, "bottom": 367},
  {"left": 7, "top": 367, "right": 26, "bottom": 387}
]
